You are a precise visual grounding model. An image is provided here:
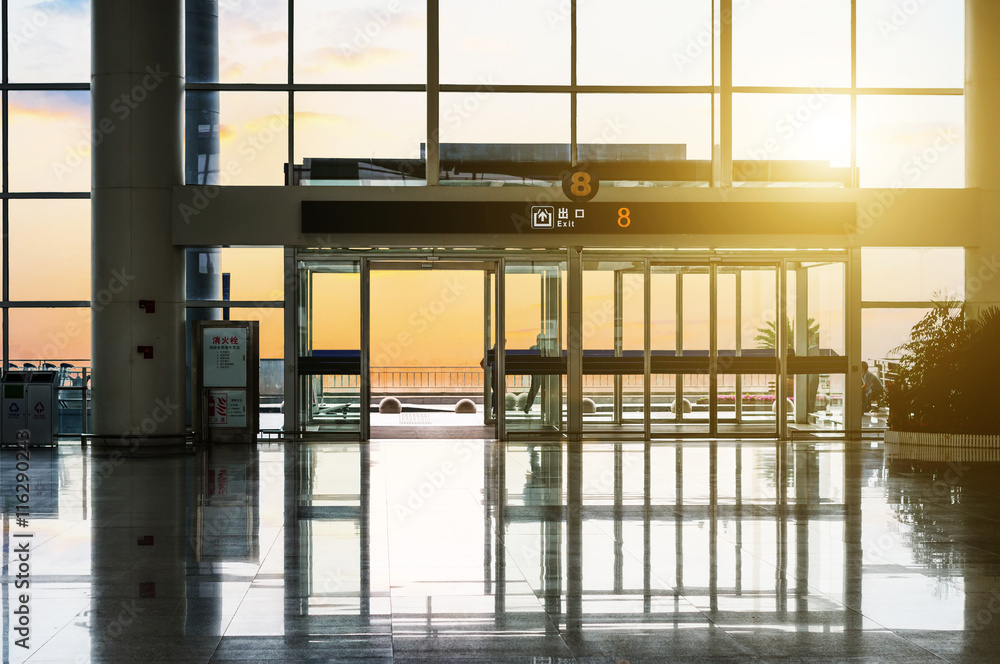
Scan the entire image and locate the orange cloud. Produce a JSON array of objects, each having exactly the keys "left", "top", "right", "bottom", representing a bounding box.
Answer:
[
  {"left": 8, "top": 101, "right": 83, "bottom": 124},
  {"left": 221, "top": 63, "right": 247, "bottom": 80},
  {"left": 292, "top": 110, "right": 353, "bottom": 128}
]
